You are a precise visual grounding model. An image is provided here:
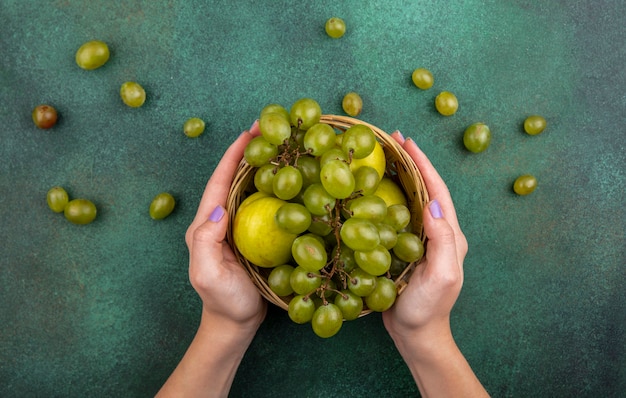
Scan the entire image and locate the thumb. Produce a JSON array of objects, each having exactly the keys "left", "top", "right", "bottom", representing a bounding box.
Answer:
[
  {"left": 422, "top": 199, "right": 461, "bottom": 278},
  {"left": 190, "top": 205, "right": 228, "bottom": 259}
]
